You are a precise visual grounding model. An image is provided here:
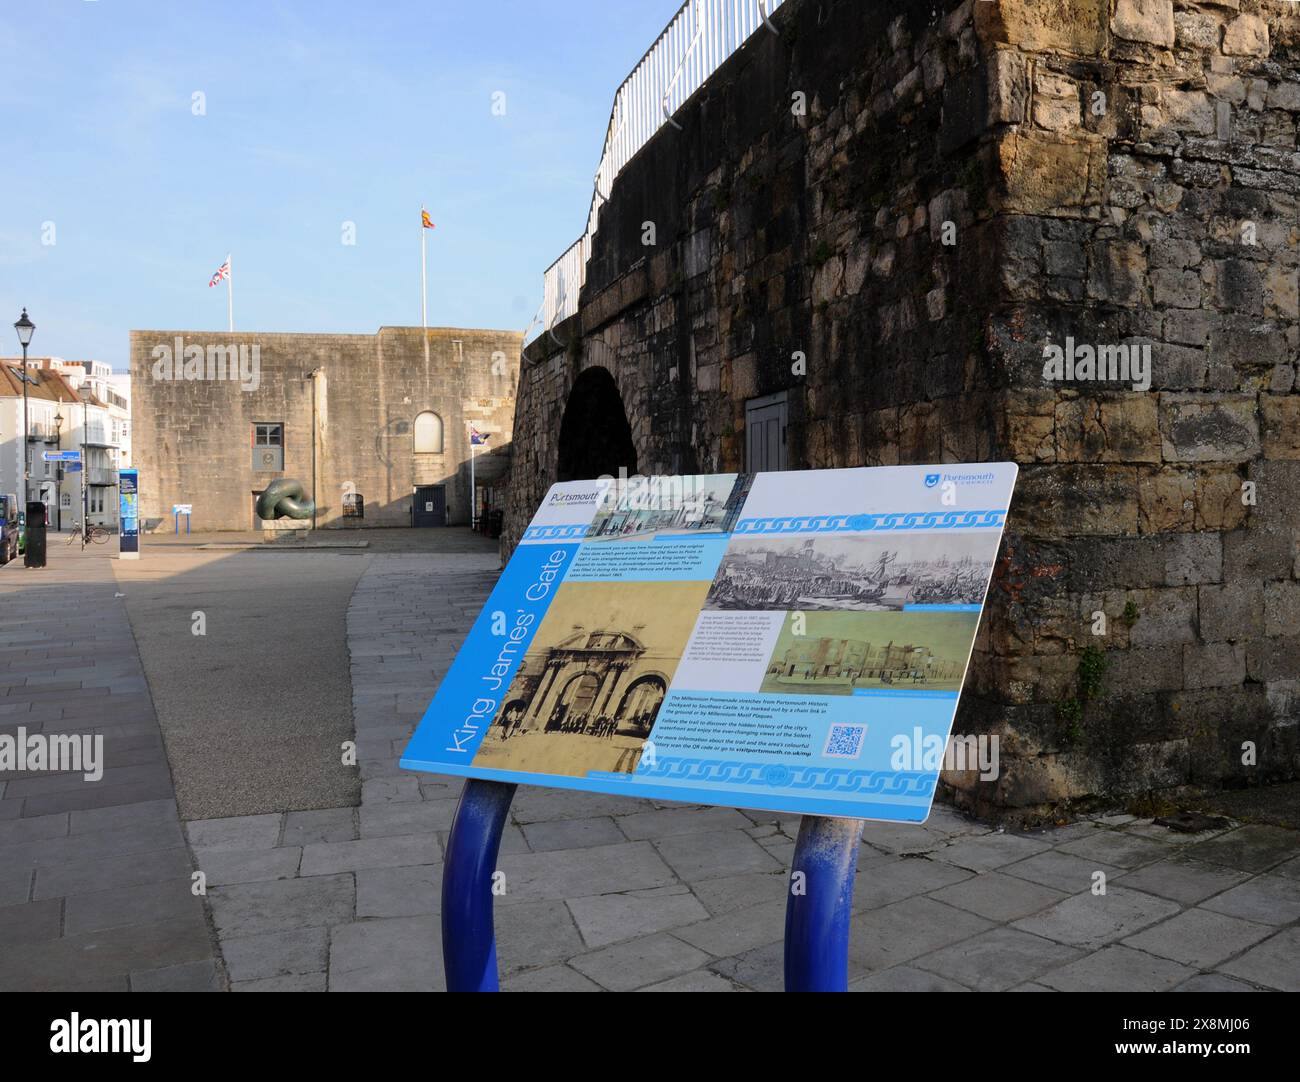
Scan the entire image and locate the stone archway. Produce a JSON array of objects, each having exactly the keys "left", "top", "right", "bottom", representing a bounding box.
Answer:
[
  {"left": 556, "top": 366, "right": 637, "bottom": 482},
  {"left": 546, "top": 671, "right": 602, "bottom": 731},
  {"left": 614, "top": 674, "right": 667, "bottom": 737}
]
